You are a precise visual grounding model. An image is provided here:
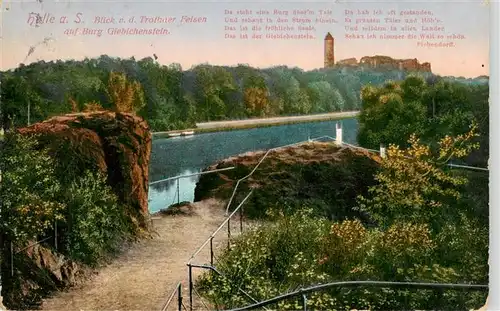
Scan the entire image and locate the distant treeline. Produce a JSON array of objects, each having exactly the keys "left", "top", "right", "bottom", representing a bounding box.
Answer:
[{"left": 0, "top": 55, "right": 489, "bottom": 131}]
